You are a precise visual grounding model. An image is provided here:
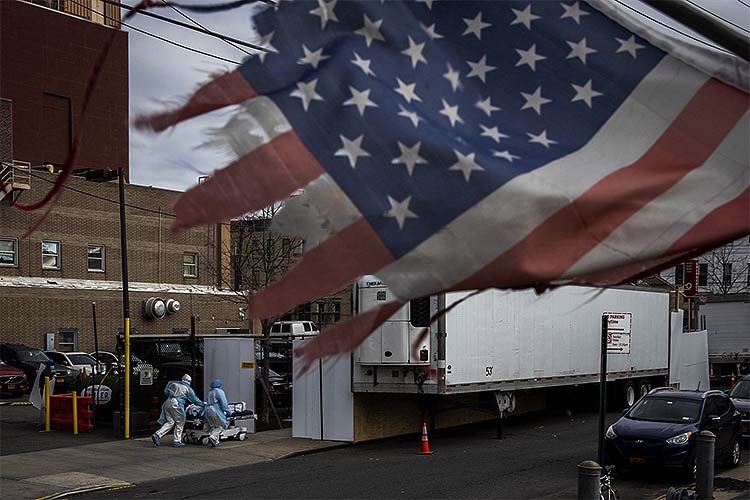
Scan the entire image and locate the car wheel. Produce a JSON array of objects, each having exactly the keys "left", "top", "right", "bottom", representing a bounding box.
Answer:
[{"left": 727, "top": 438, "right": 741, "bottom": 467}]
